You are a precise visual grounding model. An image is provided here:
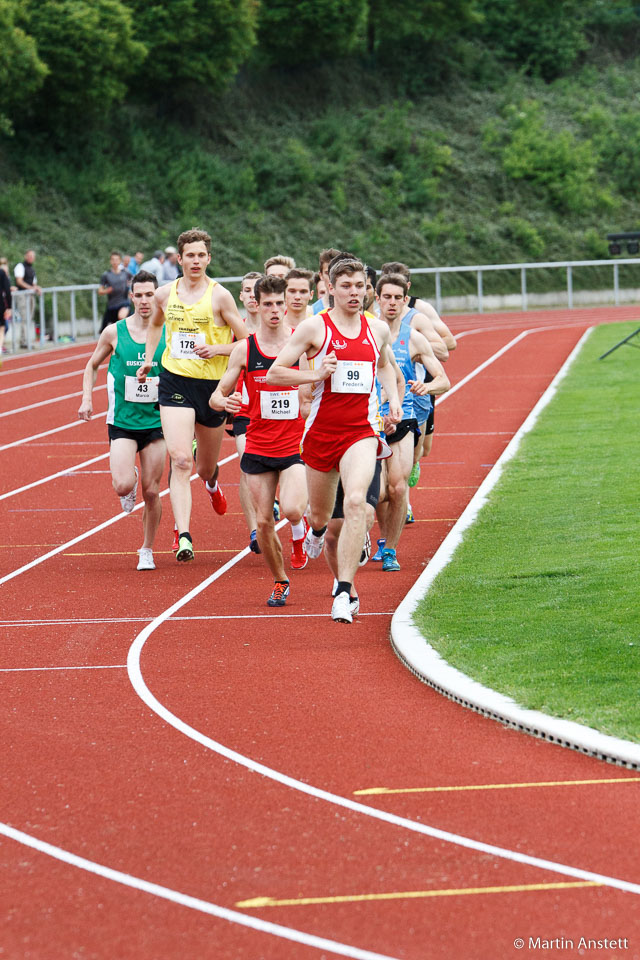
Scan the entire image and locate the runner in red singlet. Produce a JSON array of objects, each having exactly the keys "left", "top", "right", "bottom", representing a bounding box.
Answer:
[
  {"left": 210, "top": 275, "right": 310, "bottom": 607},
  {"left": 267, "top": 256, "right": 401, "bottom": 623}
]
